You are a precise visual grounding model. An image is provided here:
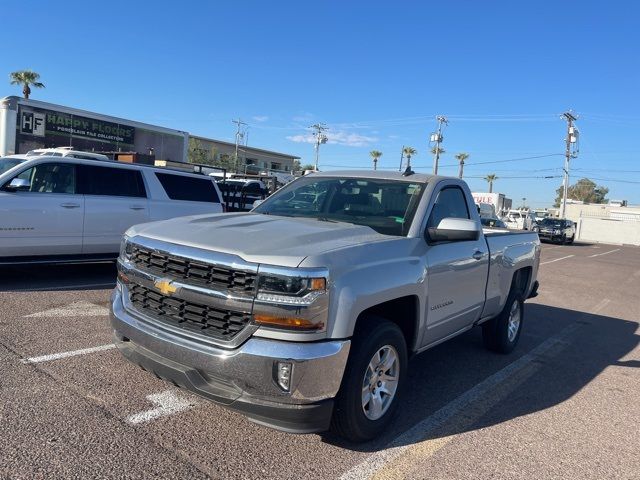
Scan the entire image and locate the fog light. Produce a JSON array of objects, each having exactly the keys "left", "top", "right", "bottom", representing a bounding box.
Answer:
[{"left": 275, "top": 361, "right": 293, "bottom": 392}]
